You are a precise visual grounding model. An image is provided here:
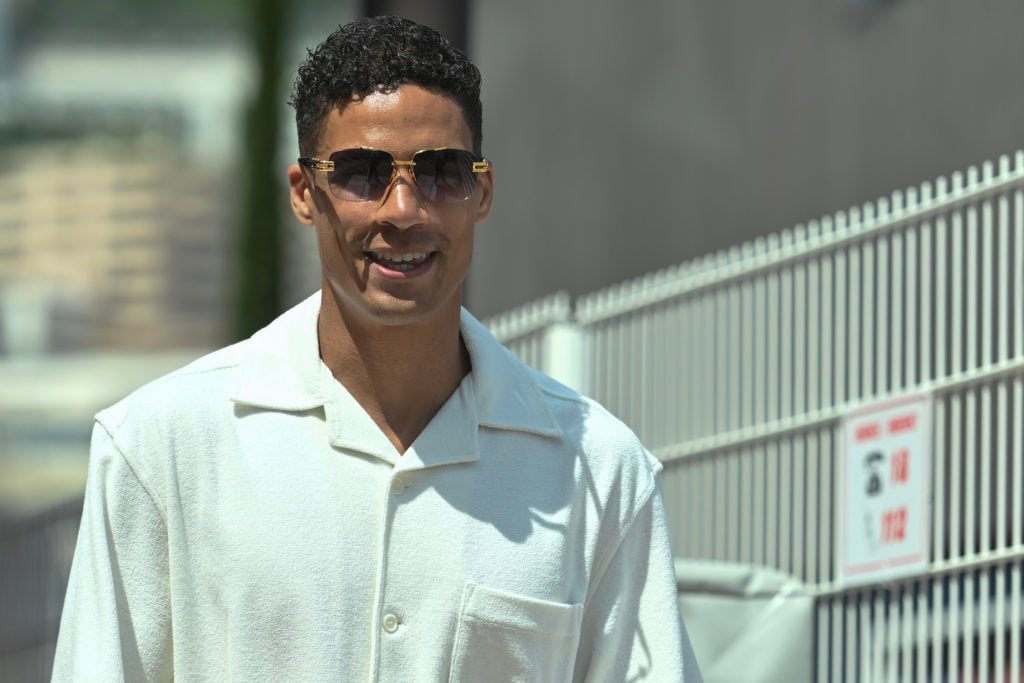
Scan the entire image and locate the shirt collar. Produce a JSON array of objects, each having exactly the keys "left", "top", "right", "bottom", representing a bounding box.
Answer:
[{"left": 230, "top": 291, "right": 563, "bottom": 440}]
